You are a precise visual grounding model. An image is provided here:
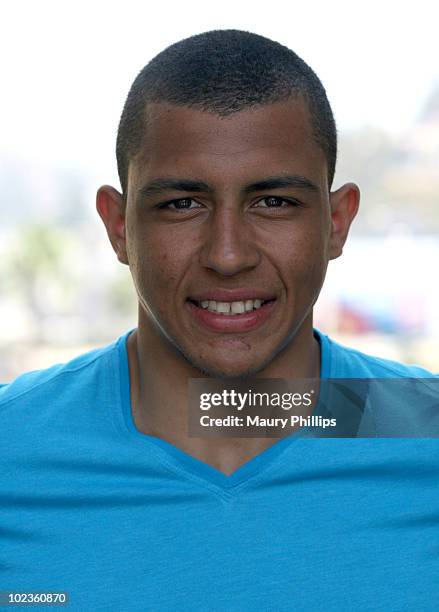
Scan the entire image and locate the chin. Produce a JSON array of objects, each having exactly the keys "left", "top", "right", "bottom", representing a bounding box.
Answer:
[
  {"left": 163, "top": 324, "right": 278, "bottom": 378},
  {"left": 183, "top": 350, "right": 271, "bottom": 380},
  {"left": 194, "top": 364, "right": 263, "bottom": 379}
]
